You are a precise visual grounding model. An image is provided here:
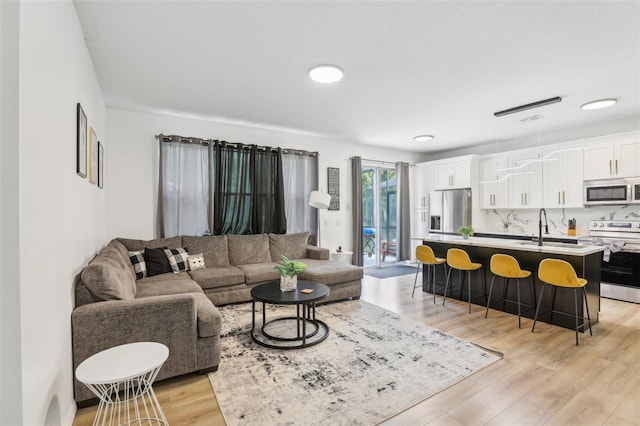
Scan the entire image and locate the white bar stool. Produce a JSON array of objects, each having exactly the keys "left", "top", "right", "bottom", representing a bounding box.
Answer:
[{"left": 76, "top": 342, "right": 169, "bottom": 426}]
